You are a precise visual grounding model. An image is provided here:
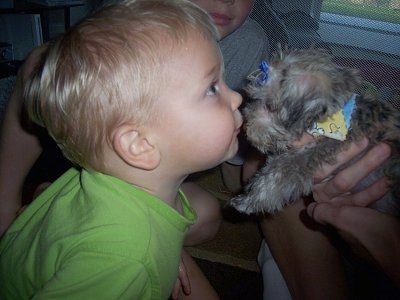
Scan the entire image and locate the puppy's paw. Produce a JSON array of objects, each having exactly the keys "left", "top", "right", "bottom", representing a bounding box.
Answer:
[
  {"left": 230, "top": 194, "right": 257, "bottom": 215},
  {"left": 231, "top": 155, "right": 314, "bottom": 214},
  {"left": 230, "top": 172, "right": 294, "bottom": 214}
]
